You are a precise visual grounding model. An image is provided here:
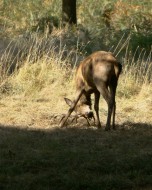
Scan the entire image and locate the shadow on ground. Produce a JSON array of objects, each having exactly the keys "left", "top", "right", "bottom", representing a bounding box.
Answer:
[{"left": 0, "top": 122, "right": 152, "bottom": 190}]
